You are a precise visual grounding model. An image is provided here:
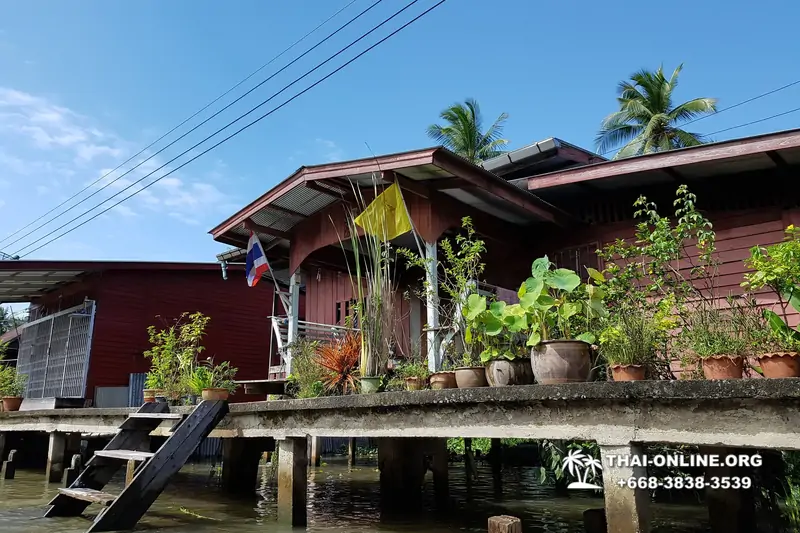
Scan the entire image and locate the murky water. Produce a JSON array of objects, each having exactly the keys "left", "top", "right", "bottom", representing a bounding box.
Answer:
[{"left": 0, "top": 456, "right": 707, "bottom": 532}]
